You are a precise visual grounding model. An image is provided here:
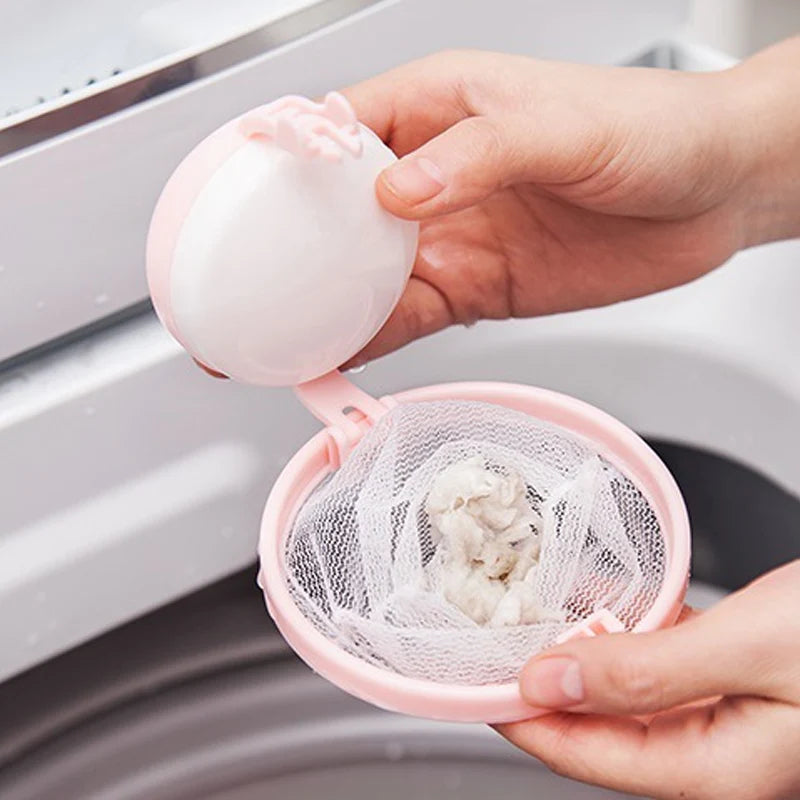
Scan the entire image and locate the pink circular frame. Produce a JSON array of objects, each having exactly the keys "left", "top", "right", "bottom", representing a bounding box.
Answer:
[{"left": 258, "top": 382, "right": 691, "bottom": 723}]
